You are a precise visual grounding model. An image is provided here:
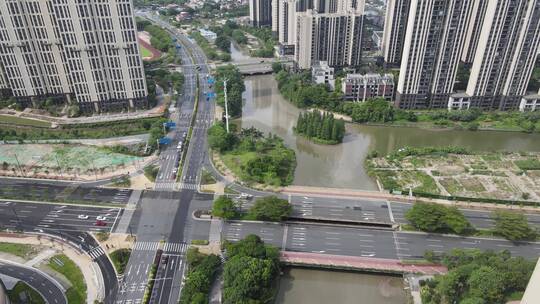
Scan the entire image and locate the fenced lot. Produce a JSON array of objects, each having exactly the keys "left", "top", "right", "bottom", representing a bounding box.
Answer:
[
  {"left": 0, "top": 144, "right": 144, "bottom": 180},
  {"left": 368, "top": 149, "right": 540, "bottom": 203}
]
